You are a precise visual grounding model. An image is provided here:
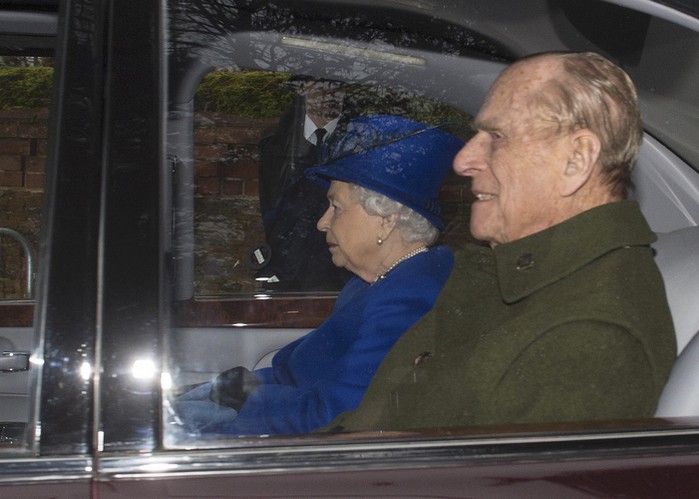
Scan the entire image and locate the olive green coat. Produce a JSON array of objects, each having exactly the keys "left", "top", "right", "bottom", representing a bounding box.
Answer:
[{"left": 328, "top": 201, "right": 676, "bottom": 431}]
